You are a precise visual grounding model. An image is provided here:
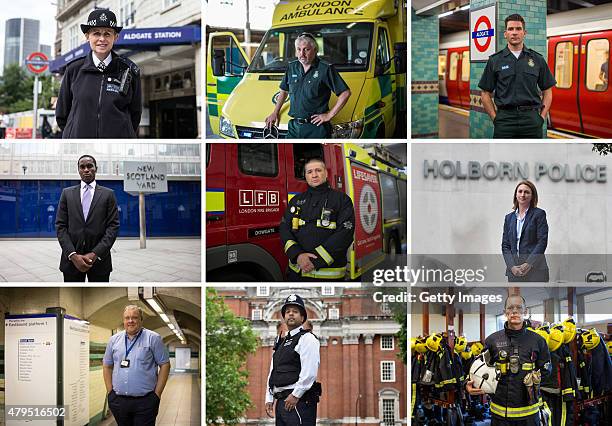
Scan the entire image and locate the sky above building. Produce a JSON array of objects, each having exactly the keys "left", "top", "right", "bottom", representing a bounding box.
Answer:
[{"left": 0, "top": 0, "right": 57, "bottom": 73}]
